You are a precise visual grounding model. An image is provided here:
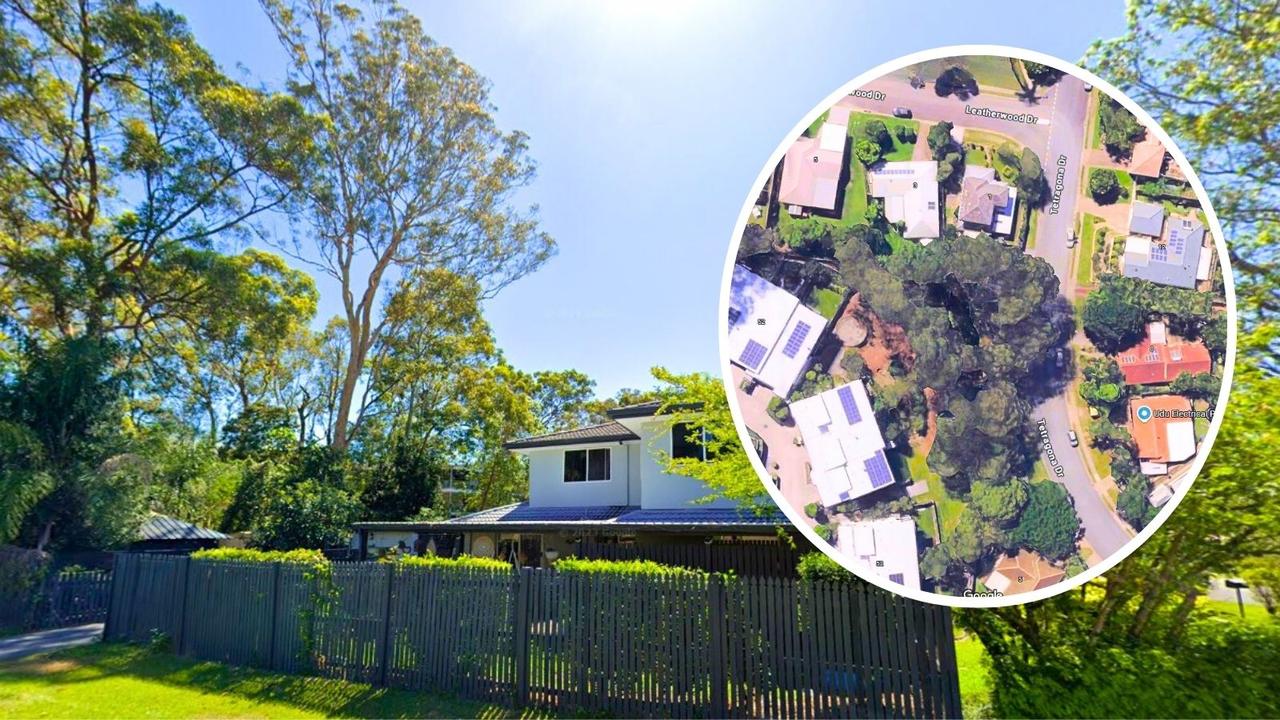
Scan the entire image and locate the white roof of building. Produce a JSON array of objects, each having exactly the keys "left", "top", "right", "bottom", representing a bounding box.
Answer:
[
  {"left": 791, "top": 380, "right": 891, "bottom": 506},
  {"left": 1166, "top": 420, "right": 1196, "bottom": 463},
  {"left": 1148, "top": 482, "right": 1174, "bottom": 507},
  {"left": 727, "top": 265, "right": 826, "bottom": 396},
  {"left": 867, "top": 161, "right": 940, "bottom": 240},
  {"left": 837, "top": 516, "right": 921, "bottom": 590}
]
